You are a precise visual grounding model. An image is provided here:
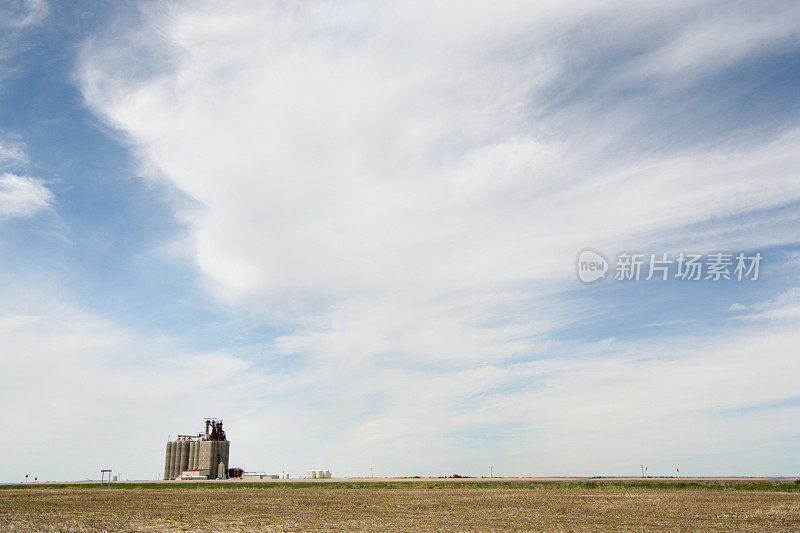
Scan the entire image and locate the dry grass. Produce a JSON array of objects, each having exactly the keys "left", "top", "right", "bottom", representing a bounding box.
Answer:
[{"left": 1, "top": 485, "right": 799, "bottom": 532}]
